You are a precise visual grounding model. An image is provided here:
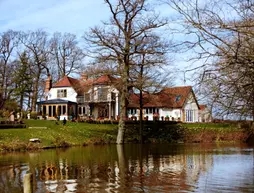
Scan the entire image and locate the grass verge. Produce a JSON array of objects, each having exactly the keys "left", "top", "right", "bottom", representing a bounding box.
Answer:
[
  {"left": 0, "top": 120, "right": 252, "bottom": 152},
  {"left": 0, "top": 119, "right": 118, "bottom": 152}
]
